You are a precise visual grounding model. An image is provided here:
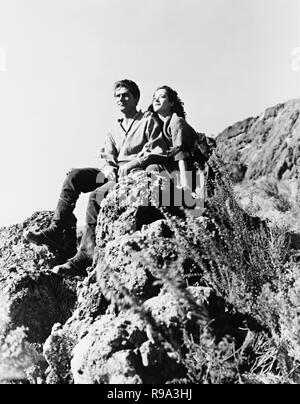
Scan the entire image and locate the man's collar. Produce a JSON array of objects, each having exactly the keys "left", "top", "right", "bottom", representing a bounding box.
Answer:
[{"left": 117, "top": 110, "right": 142, "bottom": 123}]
